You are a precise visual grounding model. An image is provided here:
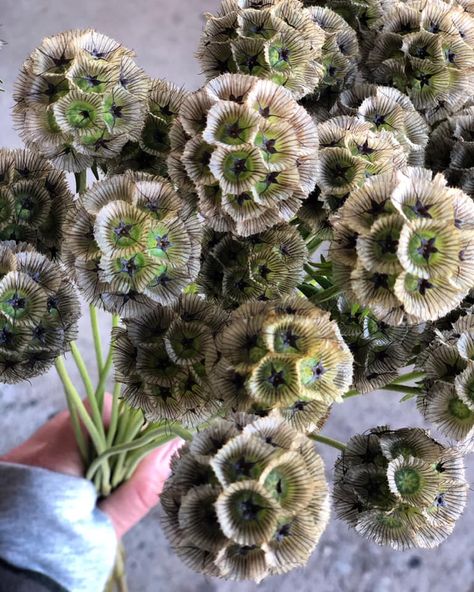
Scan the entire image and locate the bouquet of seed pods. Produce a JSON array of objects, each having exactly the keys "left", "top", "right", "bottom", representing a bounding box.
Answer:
[{"left": 2, "top": 0, "right": 474, "bottom": 586}]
